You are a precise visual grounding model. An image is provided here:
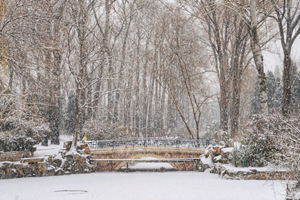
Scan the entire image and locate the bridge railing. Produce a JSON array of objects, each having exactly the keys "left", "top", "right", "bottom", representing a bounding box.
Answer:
[{"left": 84, "top": 138, "right": 210, "bottom": 150}]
